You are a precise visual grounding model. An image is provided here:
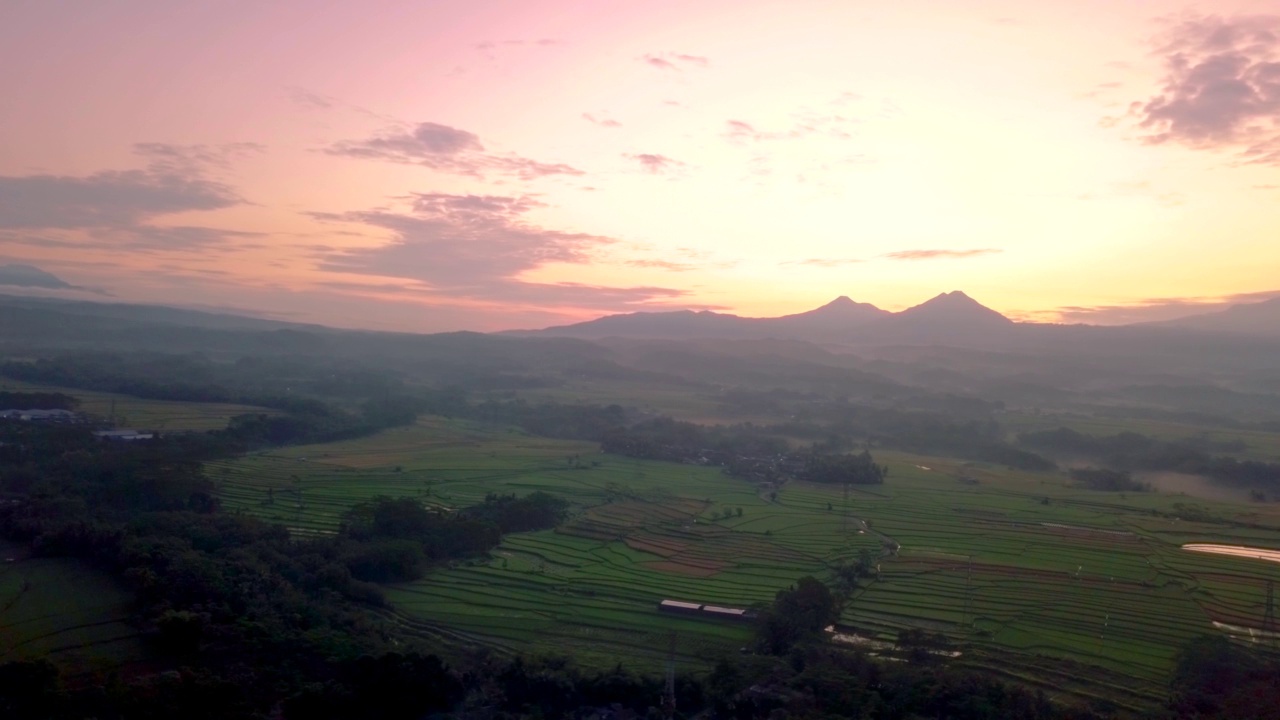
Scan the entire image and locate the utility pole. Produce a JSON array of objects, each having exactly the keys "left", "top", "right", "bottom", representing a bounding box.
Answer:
[
  {"left": 662, "top": 631, "right": 678, "bottom": 719},
  {"left": 1098, "top": 576, "right": 1114, "bottom": 654},
  {"left": 841, "top": 481, "right": 850, "bottom": 541},
  {"left": 962, "top": 555, "right": 973, "bottom": 633},
  {"left": 1264, "top": 580, "right": 1276, "bottom": 648}
]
